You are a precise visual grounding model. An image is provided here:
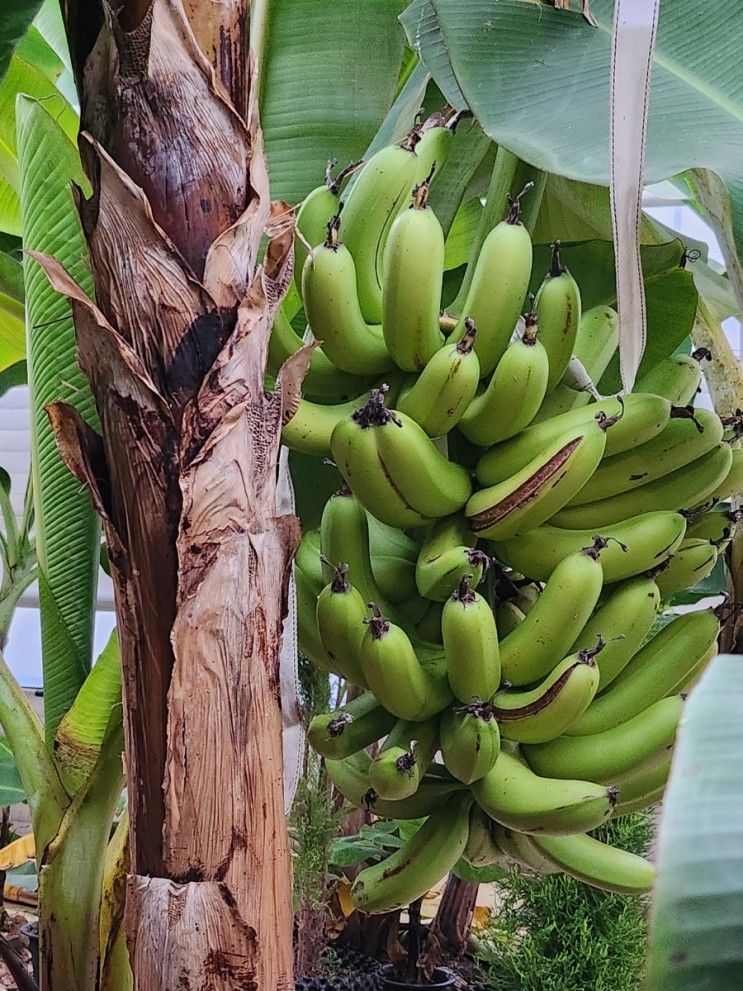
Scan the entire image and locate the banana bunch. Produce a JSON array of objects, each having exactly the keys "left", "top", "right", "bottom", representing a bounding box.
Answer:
[{"left": 278, "top": 120, "right": 738, "bottom": 915}]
